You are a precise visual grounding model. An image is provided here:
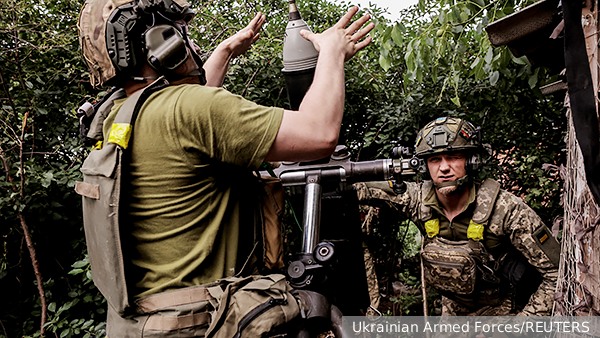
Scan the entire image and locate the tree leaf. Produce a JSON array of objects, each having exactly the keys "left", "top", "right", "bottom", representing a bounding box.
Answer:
[
  {"left": 382, "top": 39, "right": 393, "bottom": 50},
  {"left": 490, "top": 71, "right": 500, "bottom": 85},
  {"left": 451, "top": 96, "right": 461, "bottom": 106},
  {"left": 71, "top": 260, "right": 87, "bottom": 268},
  {"left": 41, "top": 172, "right": 53, "bottom": 188},
  {"left": 405, "top": 52, "right": 416, "bottom": 72},
  {"left": 431, "top": 66, "right": 439, "bottom": 82},
  {"left": 528, "top": 71, "right": 538, "bottom": 88},
  {"left": 382, "top": 26, "right": 393, "bottom": 43},
  {"left": 484, "top": 46, "right": 494, "bottom": 64},
  {"left": 48, "top": 302, "right": 56, "bottom": 312},
  {"left": 451, "top": 24, "right": 464, "bottom": 33},
  {"left": 439, "top": 10, "right": 446, "bottom": 25},
  {"left": 512, "top": 55, "right": 527, "bottom": 65},
  {"left": 391, "top": 24, "right": 403, "bottom": 46},
  {"left": 379, "top": 54, "right": 392, "bottom": 71}
]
